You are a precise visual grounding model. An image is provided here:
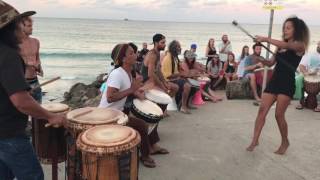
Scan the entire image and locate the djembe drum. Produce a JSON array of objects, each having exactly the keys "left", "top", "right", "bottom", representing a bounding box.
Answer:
[
  {"left": 145, "top": 89, "right": 172, "bottom": 112},
  {"left": 67, "top": 107, "right": 128, "bottom": 180},
  {"left": 304, "top": 75, "right": 320, "bottom": 109},
  {"left": 33, "top": 103, "right": 69, "bottom": 180},
  {"left": 131, "top": 99, "right": 163, "bottom": 134},
  {"left": 77, "top": 125, "right": 141, "bottom": 180}
]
